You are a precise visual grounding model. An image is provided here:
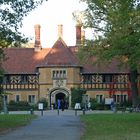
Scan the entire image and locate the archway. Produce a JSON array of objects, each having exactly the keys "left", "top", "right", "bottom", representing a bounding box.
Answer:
[
  {"left": 55, "top": 92, "right": 65, "bottom": 102},
  {"left": 48, "top": 87, "right": 71, "bottom": 109}
]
